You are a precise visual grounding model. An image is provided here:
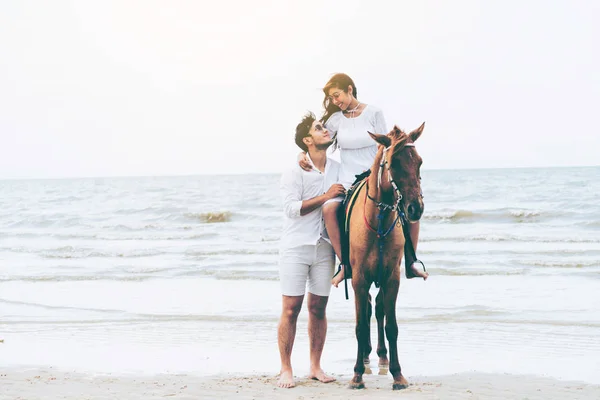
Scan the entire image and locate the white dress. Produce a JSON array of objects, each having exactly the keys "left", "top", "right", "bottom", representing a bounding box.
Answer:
[{"left": 325, "top": 105, "right": 388, "bottom": 189}]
